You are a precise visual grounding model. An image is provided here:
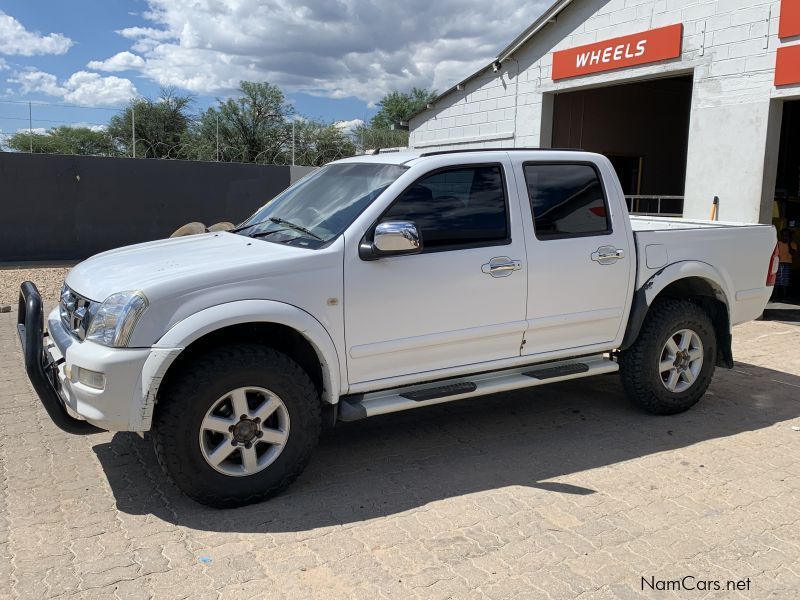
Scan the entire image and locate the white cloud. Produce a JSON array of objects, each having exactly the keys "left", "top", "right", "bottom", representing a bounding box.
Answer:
[
  {"left": 11, "top": 70, "right": 63, "bottom": 96},
  {"left": 87, "top": 51, "right": 146, "bottom": 72},
  {"left": 21, "top": 124, "right": 106, "bottom": 134},
  {"left": 116, "top": 26, "right": 175, "bottom": 41},
  {"left": 17, "top": 126, "right": 47, "bottom": 135},
  {"left": 0, "top": 11, "right": 73, "bottom": 56},
  {"left": 0, "top": 58, "right": 8, "bottom": 71},
  {"left": 89, "top": 0, "right": 548, "bottom": 103},
  {"left": 10, "top": 69, "right": 137, "bottom": 106},
  {"left": 115, "top": 26, "right": 175, "bottom": 52},
  {"left": 334, "top": 119, "right": 365, "bottom": 134},
  {"left": 66, "top": 122, "right": 109, "bottom": 132}
]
